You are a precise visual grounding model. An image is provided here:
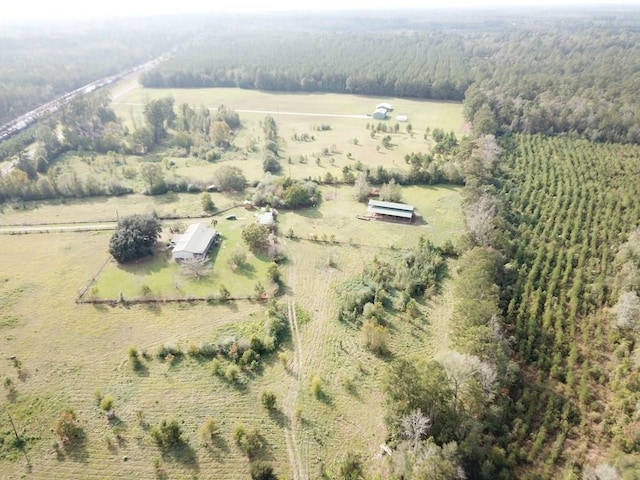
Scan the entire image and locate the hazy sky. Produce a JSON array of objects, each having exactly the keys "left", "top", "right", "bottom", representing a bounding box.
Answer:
[{"left": 3, "top": 0, "right": 640, "bottom": 20}]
